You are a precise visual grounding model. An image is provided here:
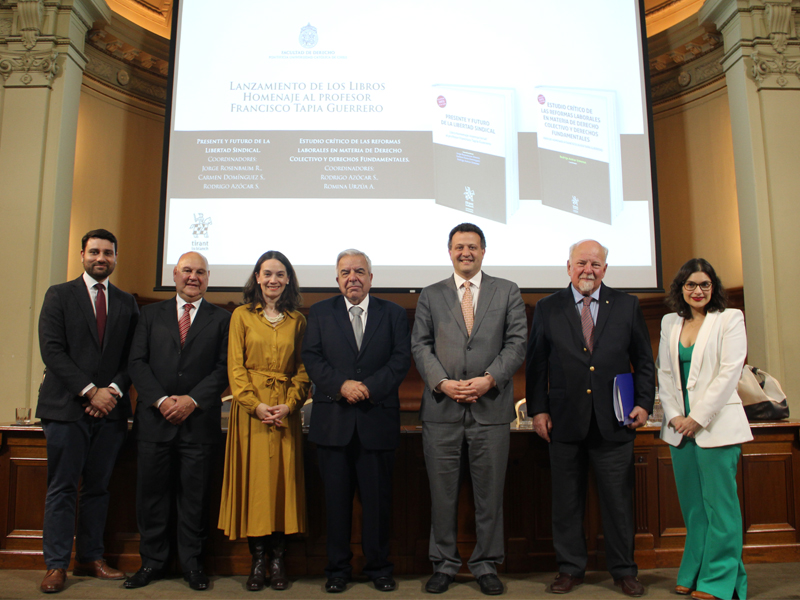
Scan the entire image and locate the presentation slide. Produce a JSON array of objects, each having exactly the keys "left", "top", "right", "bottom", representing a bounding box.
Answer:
[{"left": 160, "top": 0, "right": 659, "bottom": 291}]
